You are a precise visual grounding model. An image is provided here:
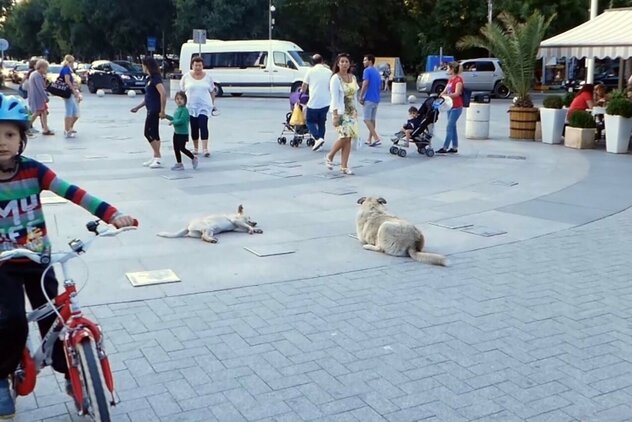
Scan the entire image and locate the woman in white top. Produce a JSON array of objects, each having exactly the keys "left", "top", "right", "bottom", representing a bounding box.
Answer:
[
  {"left": 179, "top": 57, "right": 217, "bottom": 157},
  {"left": 326, "top": 53, "right": 360, "bottom": 175}
]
